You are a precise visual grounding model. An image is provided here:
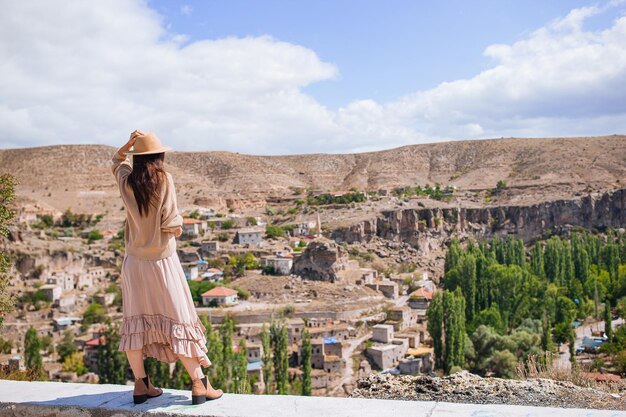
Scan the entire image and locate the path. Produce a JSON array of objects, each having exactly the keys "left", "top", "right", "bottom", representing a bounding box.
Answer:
[{"left": 556, "top": 317, "right": 624, "bottom": 370}]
